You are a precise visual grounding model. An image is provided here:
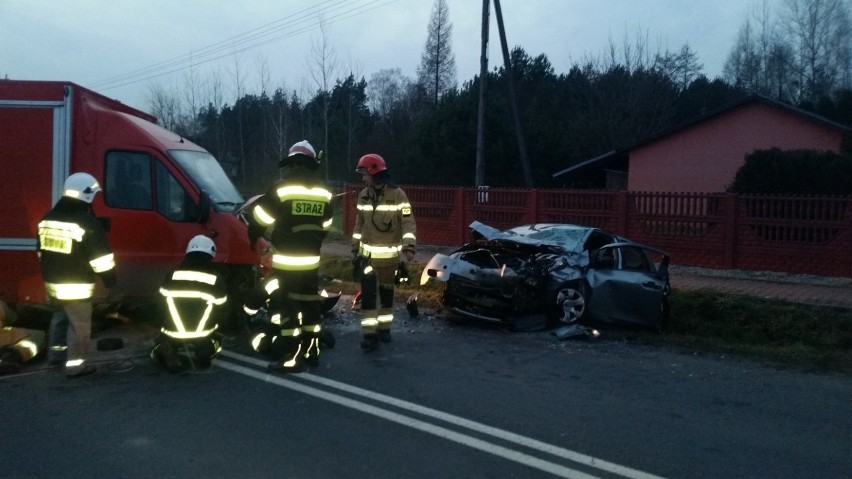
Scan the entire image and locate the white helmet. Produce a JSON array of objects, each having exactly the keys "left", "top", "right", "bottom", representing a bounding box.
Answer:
[
  {"left": 186, "top": 235, "right": 217, "bottom": 257},
  {"left": 289, "top": 140, "right": 316, "bottom": 159},
  {"left": 280, "top": 140, "right": 319, "bottom": 169},
  {"left": 63, "top": 172, "right": 102, "bottom": 204}
]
